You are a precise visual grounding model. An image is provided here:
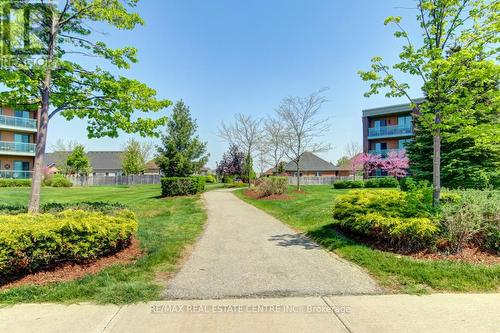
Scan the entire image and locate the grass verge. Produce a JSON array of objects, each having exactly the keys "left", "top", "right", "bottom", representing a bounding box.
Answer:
[
  {"left": 0, "top": 185, "right": 206, "bottom": 304},
  {"left": 235, "top": 186, "right": 500, "bottom": 294}
]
